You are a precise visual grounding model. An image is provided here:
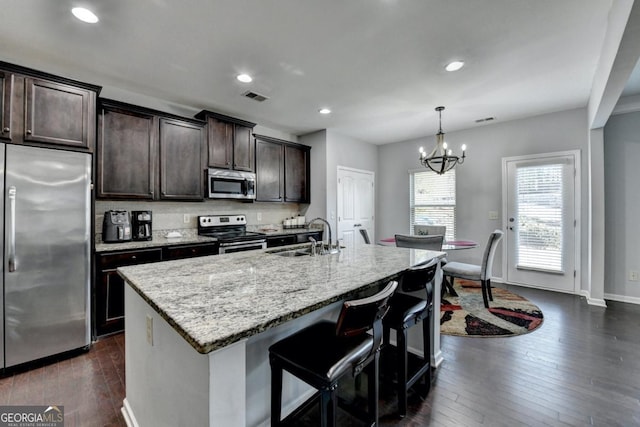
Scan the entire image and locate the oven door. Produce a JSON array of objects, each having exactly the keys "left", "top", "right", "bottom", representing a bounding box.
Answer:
[{"left": 218, "top": 239, "right": 267, "bottom": 254}]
